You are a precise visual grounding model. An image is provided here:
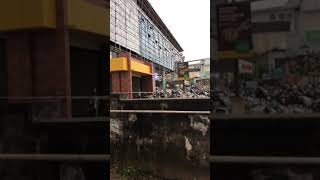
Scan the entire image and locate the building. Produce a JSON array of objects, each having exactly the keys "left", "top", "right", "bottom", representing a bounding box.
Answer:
[
  {"left": 188, "top": 59, "right": 210, "bottom": 78},
  {"left": 0, "top": 0, "right": 108, "bottom": 118},
  {"left": 214, "top": 0, "right": 320, "bottom": 83},
  {"left": 248, "top": 0, "right": 320, "bottom": 77},
  {"left": 109, "top": 0, "right": 183, "bottom": 98},
  {"left": 188, "top": 59, "right": 210, "bottom": 87}
]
